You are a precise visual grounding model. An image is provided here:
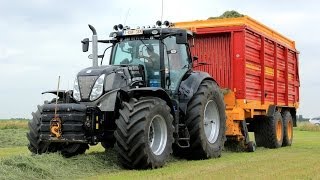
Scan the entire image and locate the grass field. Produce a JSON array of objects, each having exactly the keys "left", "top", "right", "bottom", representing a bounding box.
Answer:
[{"left": 0, "top": 120, "right": 319, "bottom": 179}]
